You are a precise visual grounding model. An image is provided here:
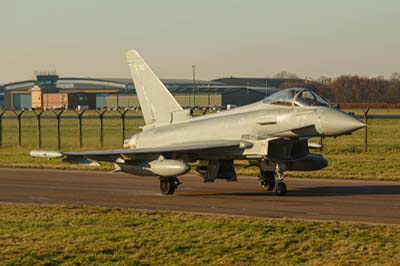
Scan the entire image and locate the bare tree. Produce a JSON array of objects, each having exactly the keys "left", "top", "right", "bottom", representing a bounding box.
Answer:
[
  {"left": 390, "top": 72, "right": 400, "bottom": 80},
  {"left": 274, "top": 71, "right": 299, "bottom": 79},
  {"left": 317, "top": 76, "right": 332, "bottom": 86},
  {"left": 387, "top": 78, "right": 400, "bottom": 103}
]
